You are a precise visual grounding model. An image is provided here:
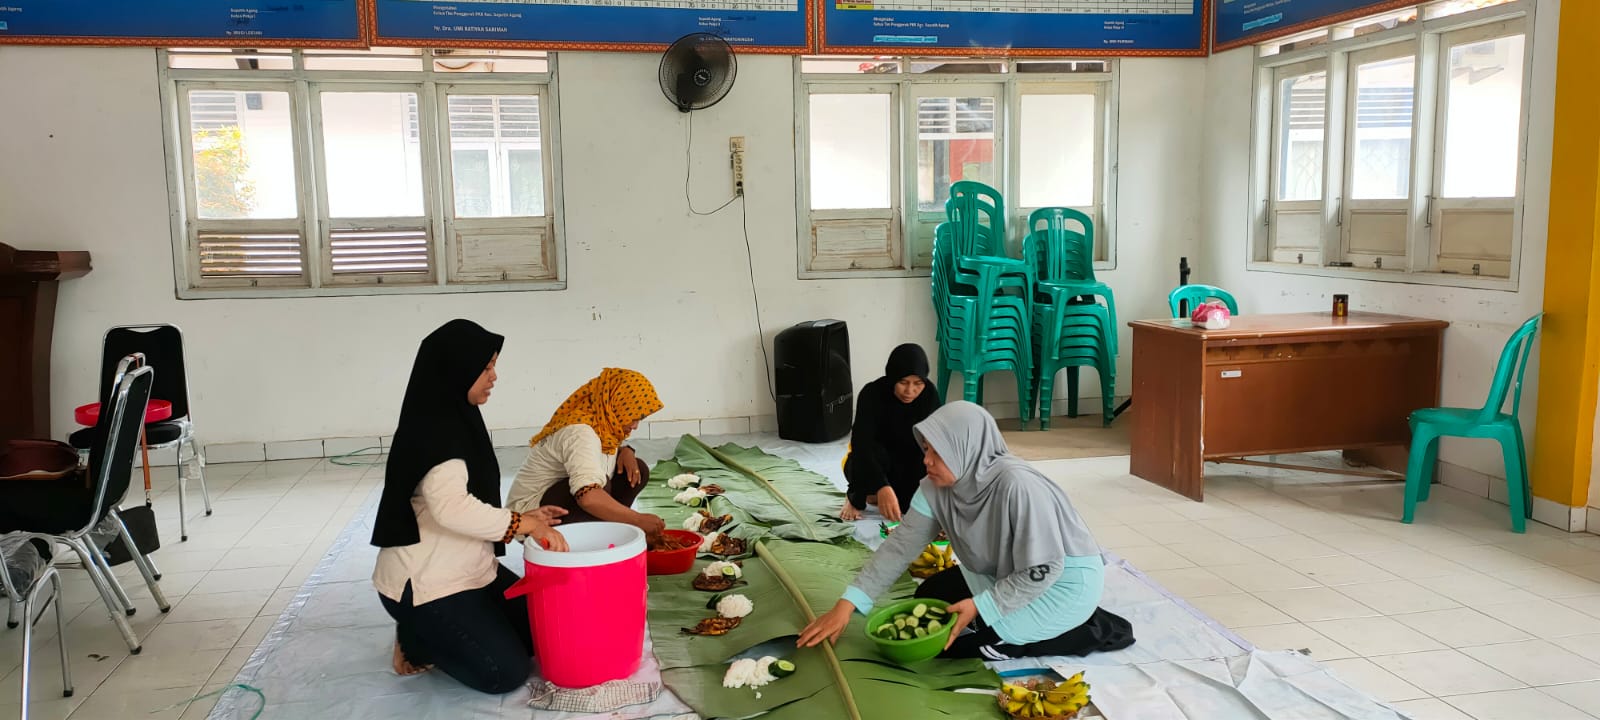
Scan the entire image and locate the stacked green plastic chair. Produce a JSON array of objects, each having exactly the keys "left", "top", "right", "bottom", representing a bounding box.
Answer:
[
  {"left": 931, "top": 222, "right": 1034, "bottom": 422},
  {"left": 1024, "top": 208, "right": 1118, "bottom": 427}
]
